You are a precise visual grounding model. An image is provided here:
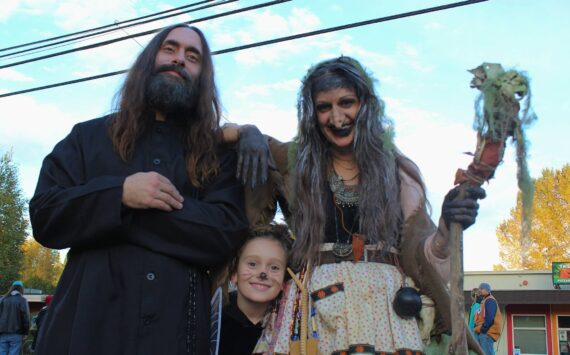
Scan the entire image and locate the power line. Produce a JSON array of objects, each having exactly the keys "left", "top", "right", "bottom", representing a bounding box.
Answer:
[
  {"left": 0, "top": 0, "right": 488, "bottom": 99},
  {"left": 0, "top": 0, "right": 214, "bottom": 53},
  {"left": 1, "top": 0, "right": 291, "bottom": 70},
  {"left": 2, "top": 25, "right": 138, "bottom": 62},
  {"left": 0, "top": 0, "right": 231, "bottom": 61},
  {"left": 0, "top": 70, "right": 128, "bottom": 98},
  {"left": 214, "top": 0, "right": 488, "bottom": 55},
  {"left": 0, "top": 0, "right": 254, "bottom": 68}
]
